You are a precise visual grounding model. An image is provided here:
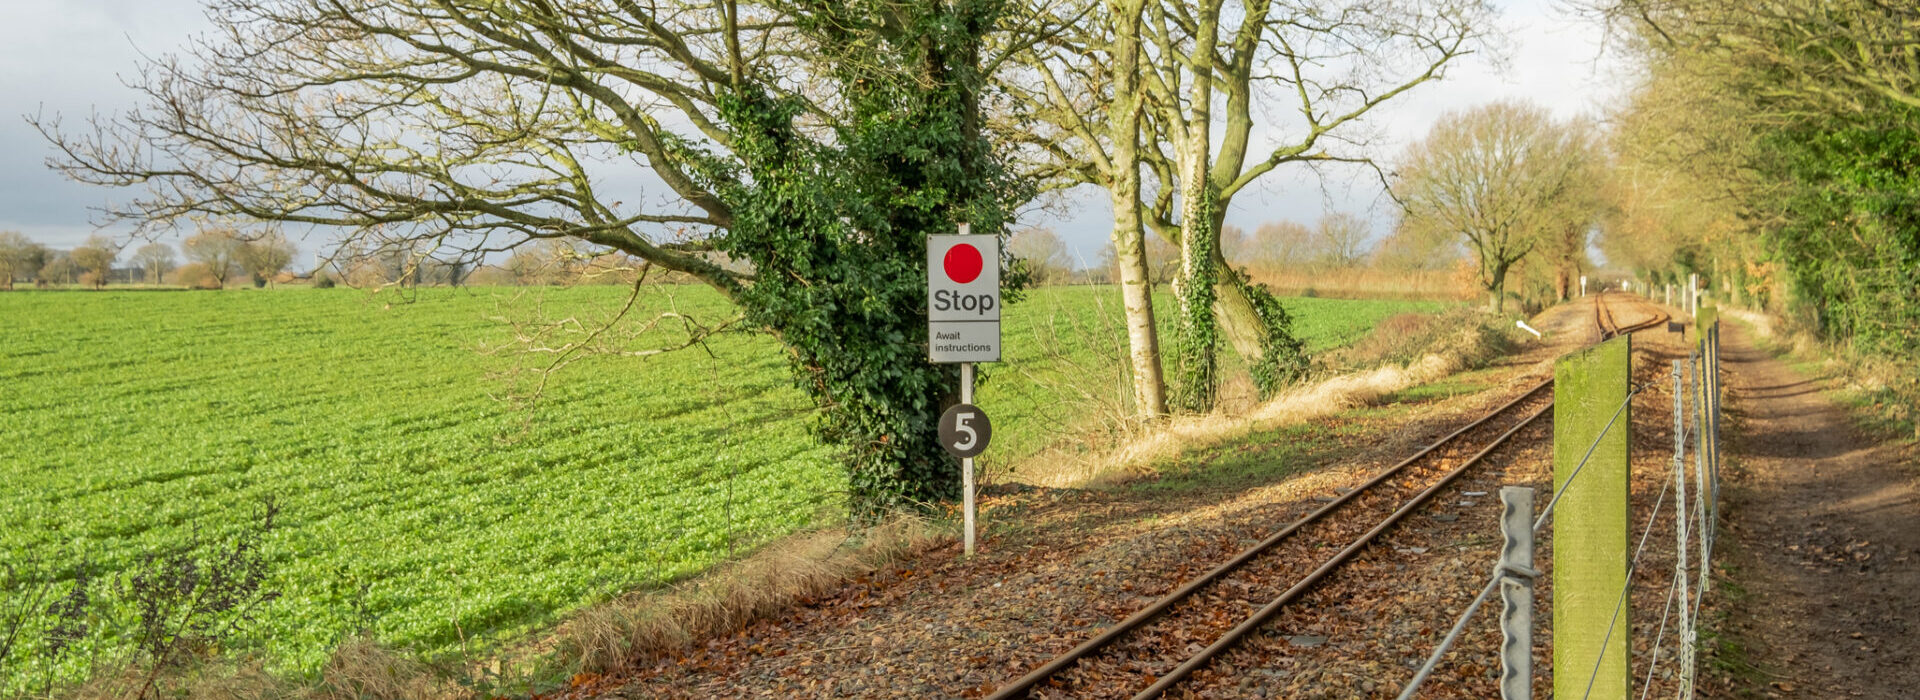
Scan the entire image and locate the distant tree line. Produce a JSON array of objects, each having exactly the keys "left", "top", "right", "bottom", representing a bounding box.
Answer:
[
  {"left": 0, "top": 228, "right": 296, "bottom": 290},
  {"left": 0, "top": 227, "right": 757, "bottom": 291},
  {"left": 1008, "top": 210, "right": 1418, "bottom": 288}
]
